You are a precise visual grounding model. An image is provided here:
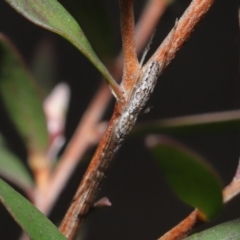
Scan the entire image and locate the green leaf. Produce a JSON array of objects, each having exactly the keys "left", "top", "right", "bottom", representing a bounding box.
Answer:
[
  {"left": 134, "top": 110, "right": 240, "bottom": 136},
  {"left": 184, "top": 219, "right": 240, "bottom": 239},
  {"left": 0, "top": 134, "right": 34, "bottom": 192},
  {"left": 59, "top": 0, "right": 115, "bottom": 61},
  {"left": 0, "top": 178, "right": 67, "bottom": 240},
  {"left": 0, "top": 34, "right": 48, "bottom": 153},
  {"left": 31, "top": 39, "right": 57, "bottom": 97},
  {"left": 148, "top": 136, "right": 223, "bottom": 220},
  {"left": 6, "top": 0, "right": 116, "bottom": 87}
]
